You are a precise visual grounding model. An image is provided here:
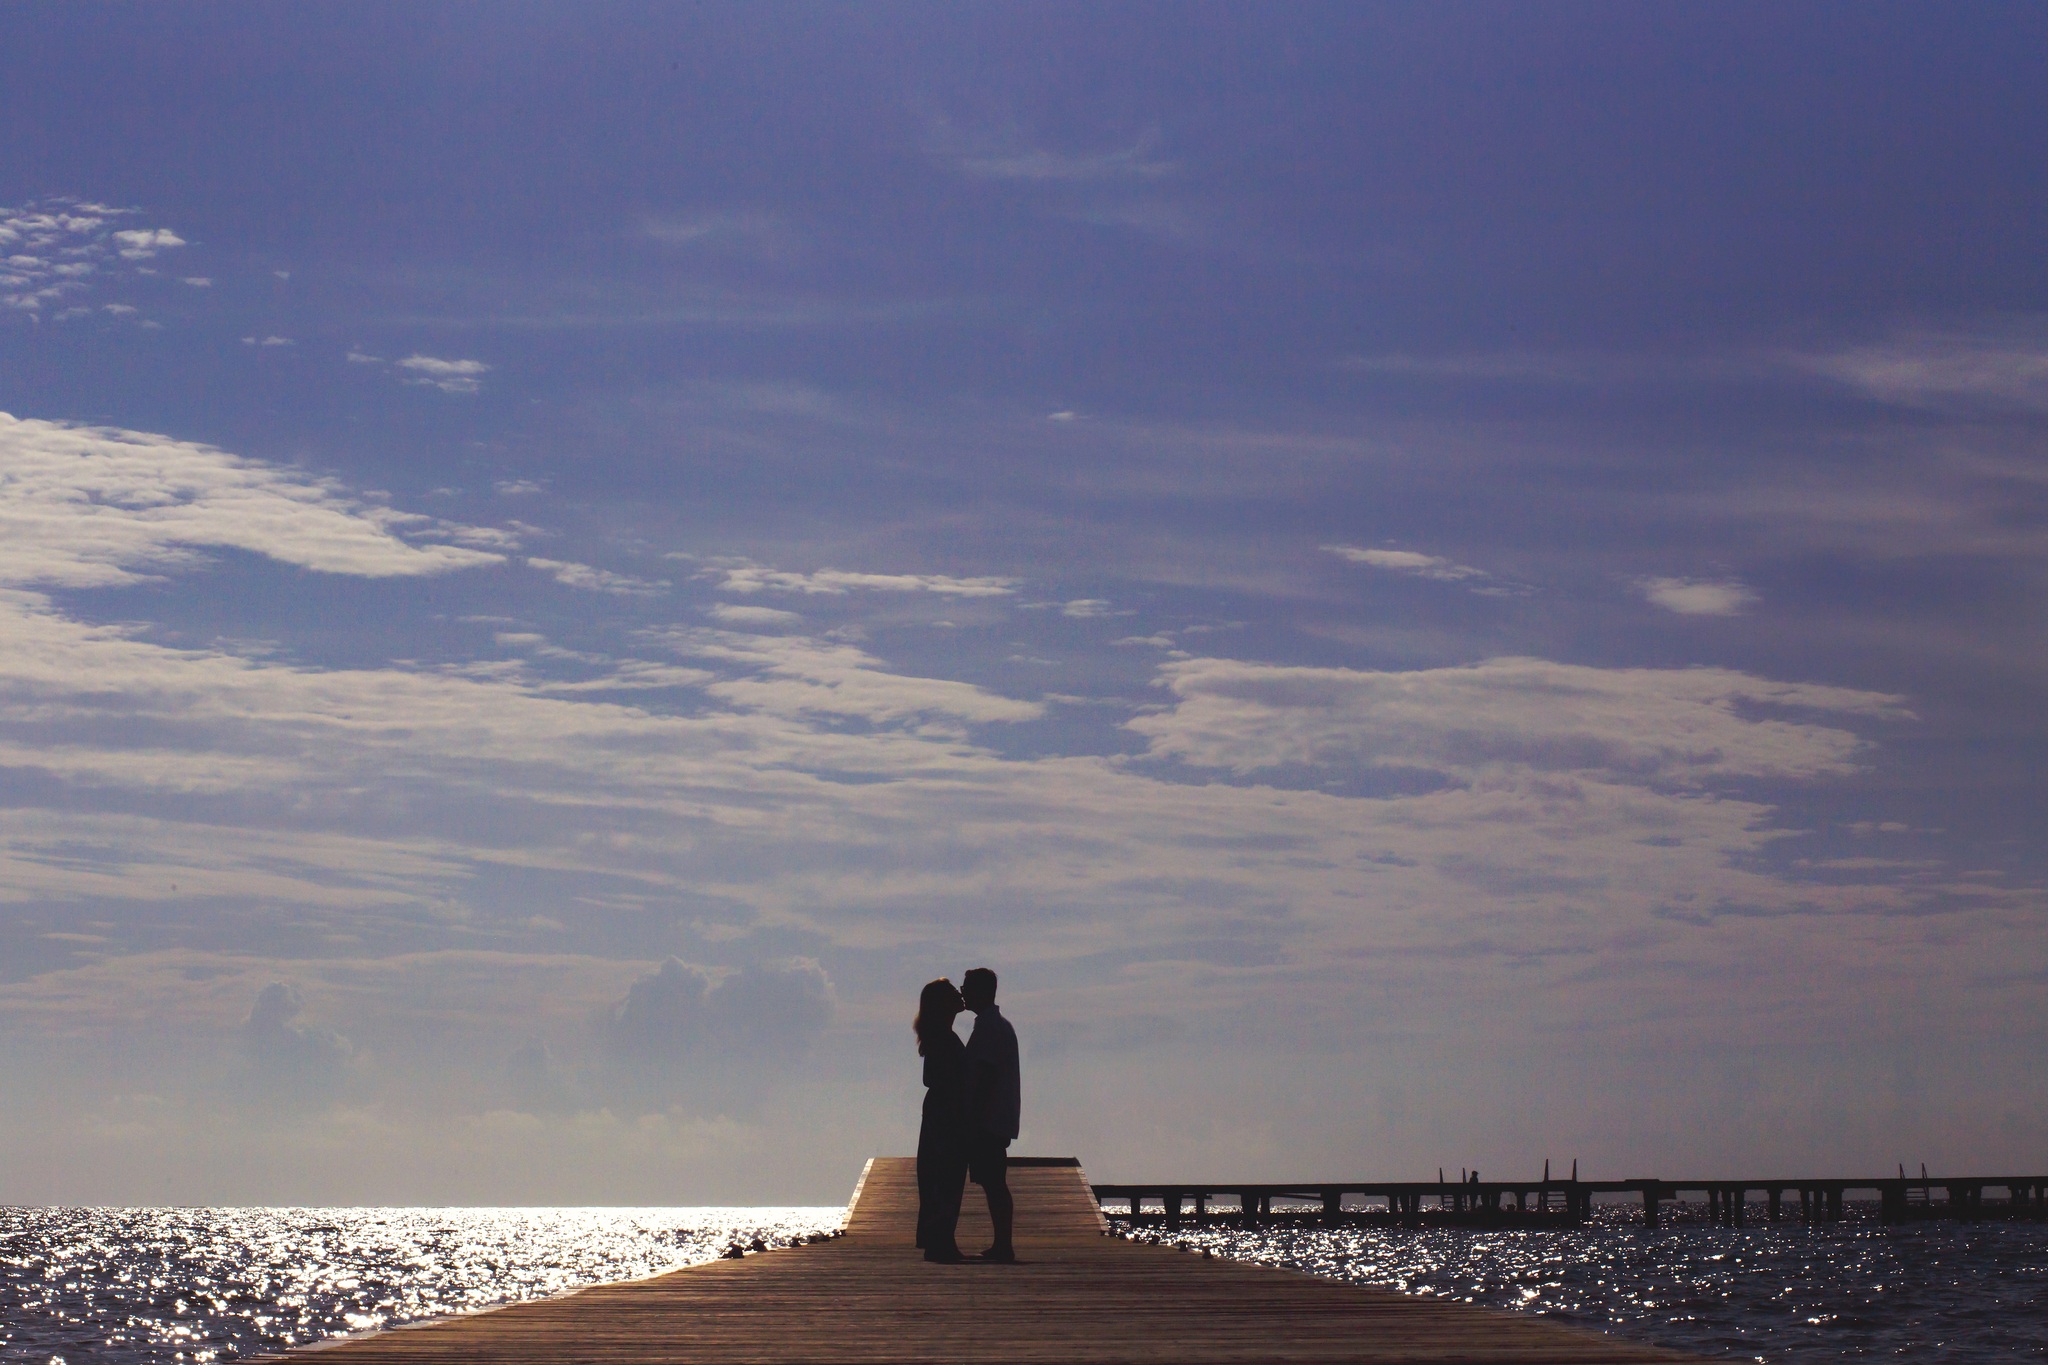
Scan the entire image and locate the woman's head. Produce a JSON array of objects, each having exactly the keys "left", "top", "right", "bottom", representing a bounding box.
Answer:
[{"left": 914, "top": 977, "right": 964, "bottom": 1054}]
